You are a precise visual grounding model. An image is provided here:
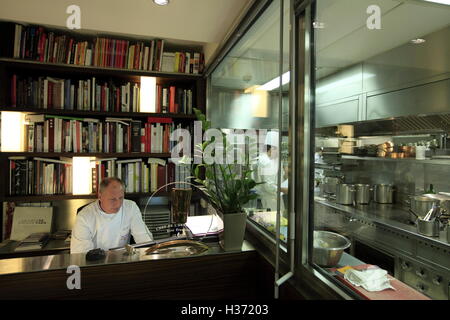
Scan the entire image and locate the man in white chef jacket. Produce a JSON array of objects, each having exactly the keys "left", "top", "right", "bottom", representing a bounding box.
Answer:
[
  {"left": 70, "top": 177, "right": 153, "bottom": 254},
  {"left": 253, "top": 130, "right": 284, "bottom": 213}
]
